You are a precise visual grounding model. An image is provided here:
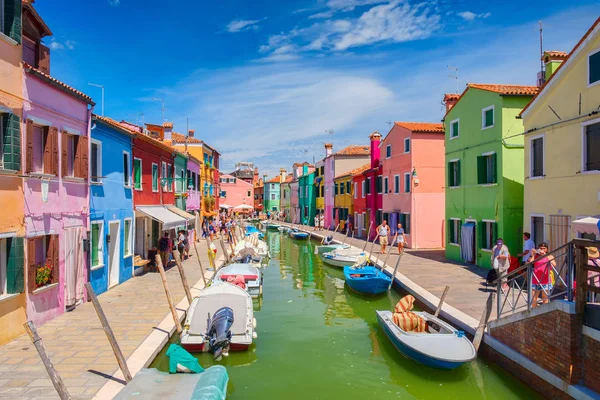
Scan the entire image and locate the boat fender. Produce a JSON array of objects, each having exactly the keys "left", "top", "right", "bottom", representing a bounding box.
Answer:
[
  {"left": 253, "top": 318, "right": 257, "bottom": 328},
  {"left": 456, "top": 331, "right": 465, "bottom": 338},
  {"left": 252, "top": 331, "right": 258, "bottom": 339}
]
